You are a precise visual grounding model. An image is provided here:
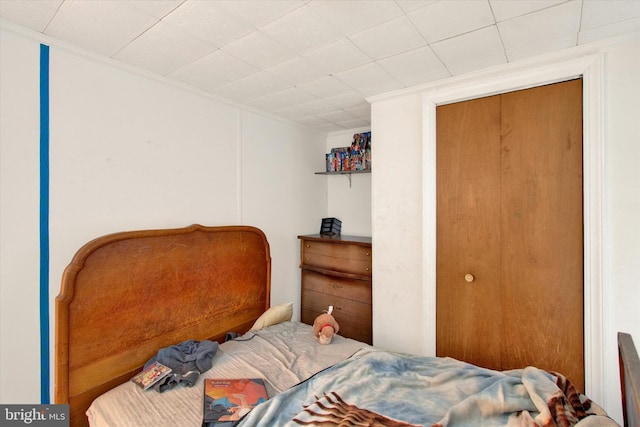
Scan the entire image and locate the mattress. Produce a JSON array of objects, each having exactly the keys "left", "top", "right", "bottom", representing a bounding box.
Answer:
[{"left": 86, "top": 321, "right": 369, "bottom": 426}]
